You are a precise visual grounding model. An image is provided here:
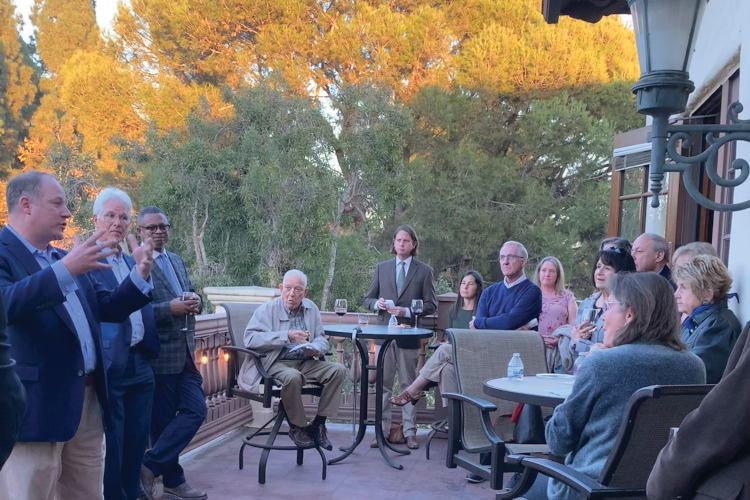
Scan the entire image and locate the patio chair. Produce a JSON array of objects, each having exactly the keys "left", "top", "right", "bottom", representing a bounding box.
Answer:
[
  {"left": 220, "top": 302, "right": 327, "bottom": 485},
  {"left": 502, "top": 384, "right": 714, "bottom": 500},
  {"left": 443, "top": 328, "right": 550, "bottom": 490}
]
